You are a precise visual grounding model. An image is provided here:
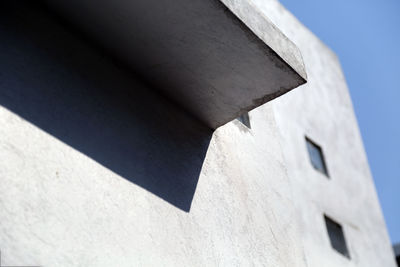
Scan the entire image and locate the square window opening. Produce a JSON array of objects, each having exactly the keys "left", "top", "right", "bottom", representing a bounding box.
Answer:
[
  {"left": 305, "top": 137, "right": 329, "bottom": 177},
  {"left": 324, "top": 215, "right": 350, "bottom": 259},
  {"left": 237, "top": 112, "right": 251, "bottom": 129}
]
